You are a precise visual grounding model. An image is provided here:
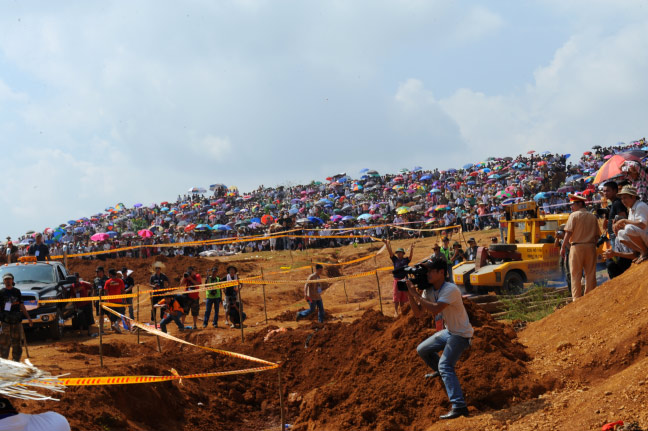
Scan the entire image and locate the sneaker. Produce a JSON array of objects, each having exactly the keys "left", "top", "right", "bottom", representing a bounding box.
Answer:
[
  {"left": 112, "top": 324, "right": 122, "bottom": 334},
  {"left": 425, "top": 371, "right": 440, "bottom": 379}
]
